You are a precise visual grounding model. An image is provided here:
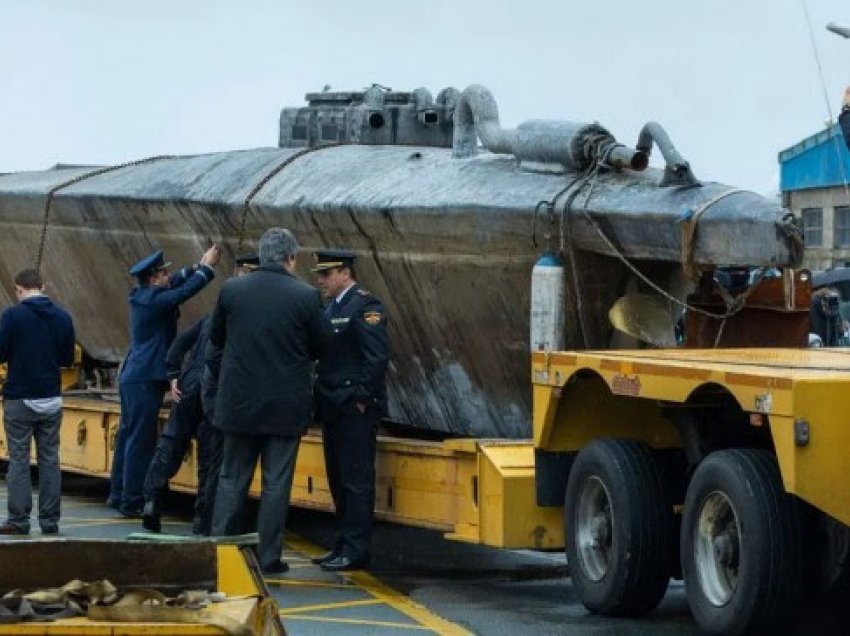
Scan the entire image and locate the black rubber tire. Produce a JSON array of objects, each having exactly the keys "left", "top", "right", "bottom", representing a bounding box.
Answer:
[
  {"left": 681, "top": 449, "right": 801, "bottom": 636},
  {"left": 564, "top": 438, "right": 672, "bottom": 617}
]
